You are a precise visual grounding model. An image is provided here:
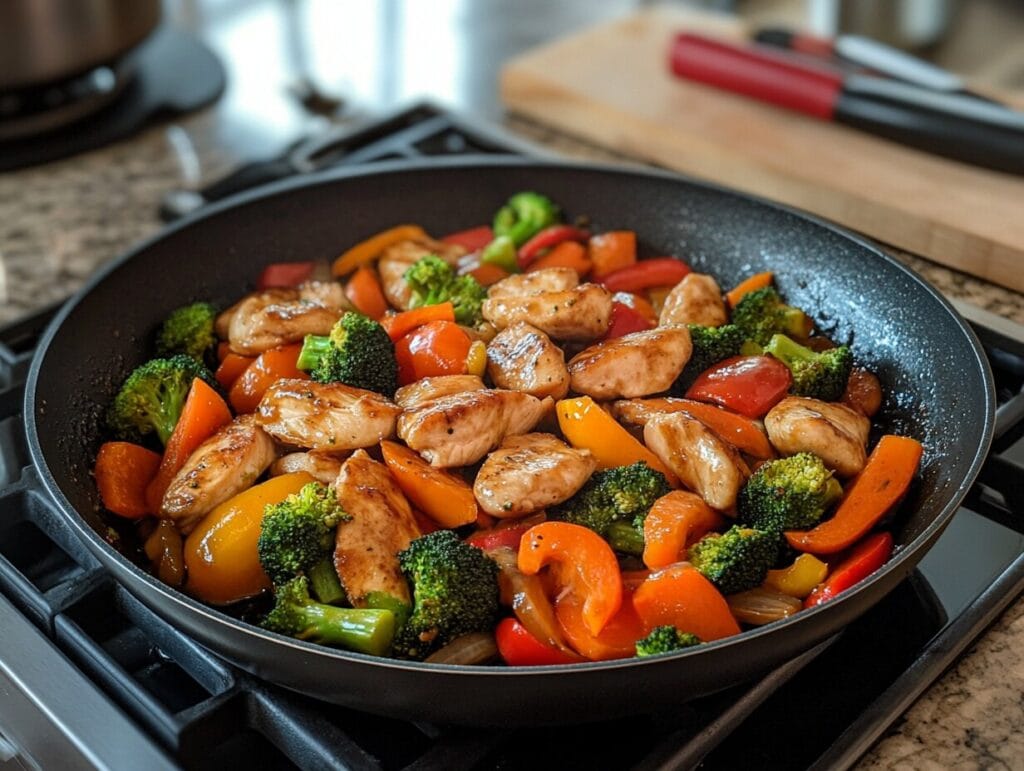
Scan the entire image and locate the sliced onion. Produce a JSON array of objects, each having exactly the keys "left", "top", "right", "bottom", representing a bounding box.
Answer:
[
  {"left": 425, "top": 633, "right": 498, "bottom": 665},
  {"left": 489, "top": 546, "right": 575, "bottom": 655},
  {"left": 728, "top": 587, "right": 802, "bottom": 626}
]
